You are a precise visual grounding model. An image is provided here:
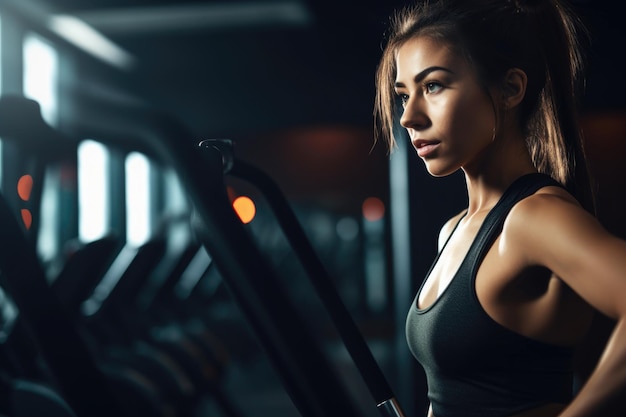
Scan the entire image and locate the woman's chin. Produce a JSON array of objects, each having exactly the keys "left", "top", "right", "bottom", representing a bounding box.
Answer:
[{"left": 423, "top": 162, "right": 459, "bottom": 178}]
